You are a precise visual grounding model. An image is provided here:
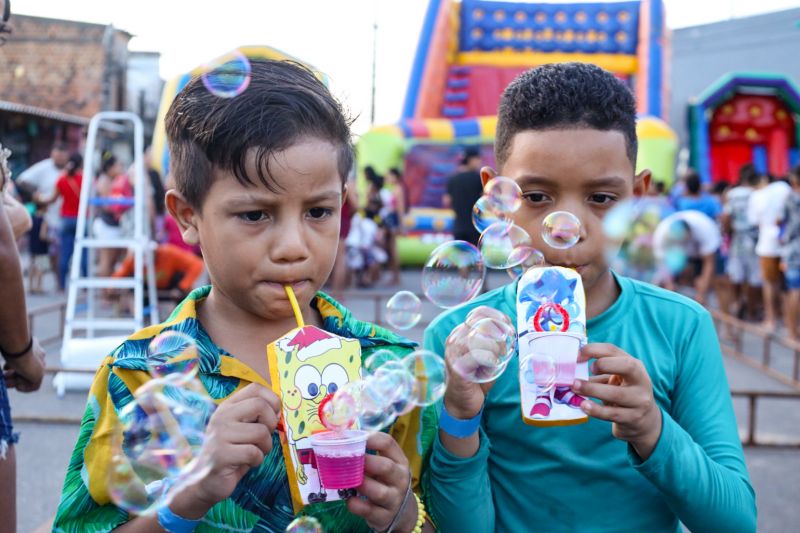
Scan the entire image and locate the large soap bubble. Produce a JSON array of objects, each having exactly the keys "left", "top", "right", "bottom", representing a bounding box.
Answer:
[{"left": 422, "top": 241, "right": 485, "bottom": 308}]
